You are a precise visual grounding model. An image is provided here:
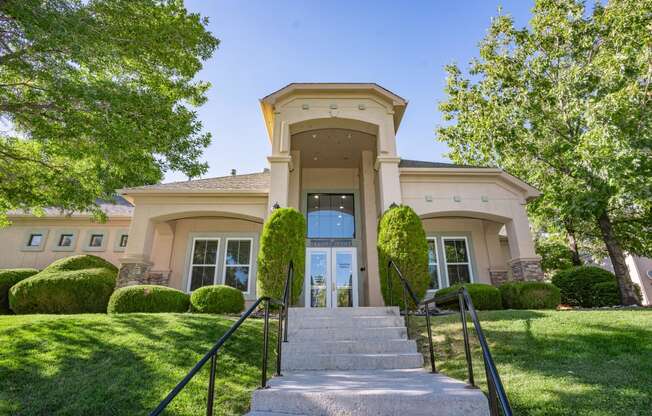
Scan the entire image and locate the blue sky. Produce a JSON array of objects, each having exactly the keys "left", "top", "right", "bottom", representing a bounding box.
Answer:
[{"left": 169, "top": 0, "right": 534, "bottom": 182}]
